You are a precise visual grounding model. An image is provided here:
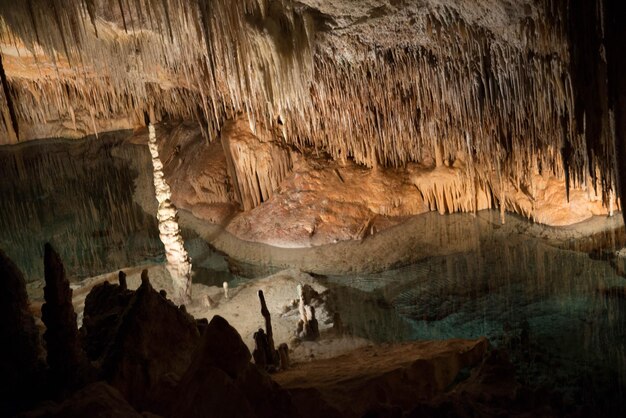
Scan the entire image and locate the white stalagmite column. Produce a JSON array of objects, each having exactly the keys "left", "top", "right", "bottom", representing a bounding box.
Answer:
[{"left": 148, "top": 124, "right": 192, "bottom": 305}]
